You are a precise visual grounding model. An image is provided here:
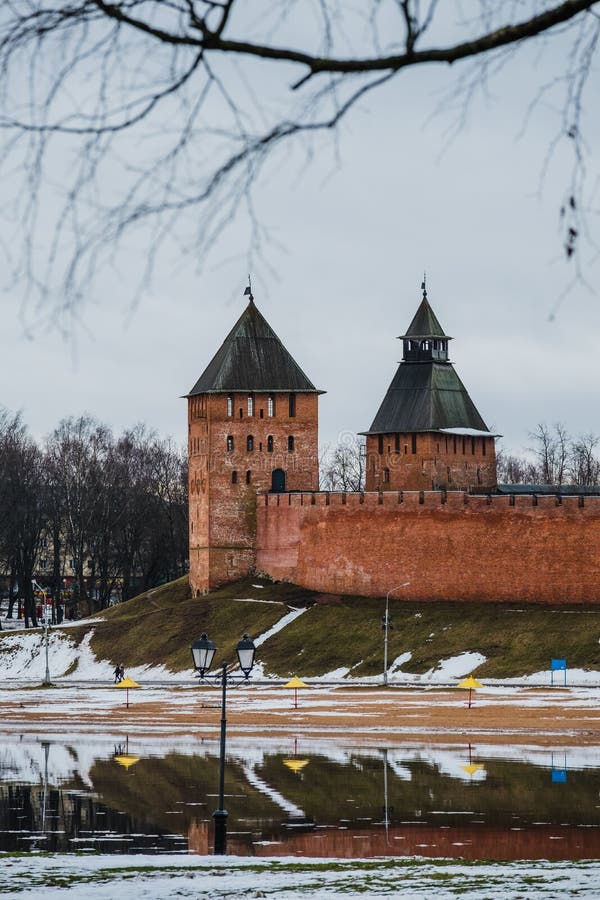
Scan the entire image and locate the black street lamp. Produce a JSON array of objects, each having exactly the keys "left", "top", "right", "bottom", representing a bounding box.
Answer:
[
  {"left": 190, "top": 632, "right": 257, "bottom": 855},
  {"left": 190, "top": 633, "right": 216, "bottom": 677}
]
